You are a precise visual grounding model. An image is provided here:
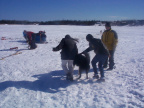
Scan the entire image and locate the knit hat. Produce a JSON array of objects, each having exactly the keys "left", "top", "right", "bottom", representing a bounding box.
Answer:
[
  {"left": 65, "top": 34, "right": 71, "bottom": 39},
  {"left": 105, "top": 22, "right": 111, "bottom": 27},
  {"left": 86, "top": 34, "right": 93, "bottom": 41}
]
